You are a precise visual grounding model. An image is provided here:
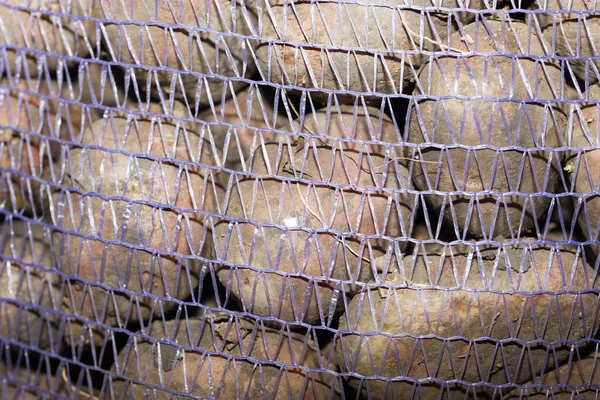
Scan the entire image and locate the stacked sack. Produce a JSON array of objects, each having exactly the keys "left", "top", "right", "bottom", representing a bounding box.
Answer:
[{"left": 0, "top": 0, "right": 600, "bottom": 399}]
